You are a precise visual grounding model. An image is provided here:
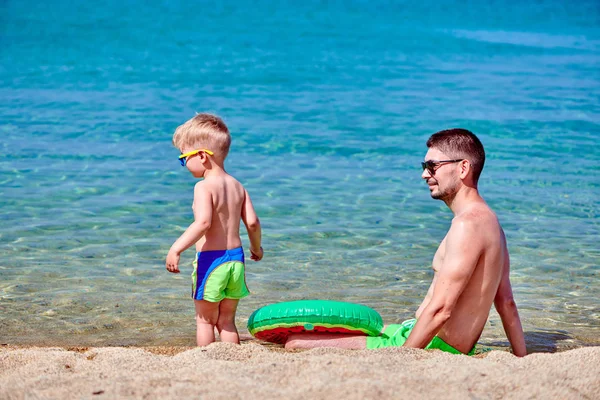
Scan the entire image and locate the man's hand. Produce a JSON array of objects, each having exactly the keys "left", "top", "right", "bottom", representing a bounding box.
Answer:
[
  {"left": 250, "top": 246, "right": 263, "bottom": 261},
  {"left": 166, "top": 250, "right": 181, "bottom": 273}
]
